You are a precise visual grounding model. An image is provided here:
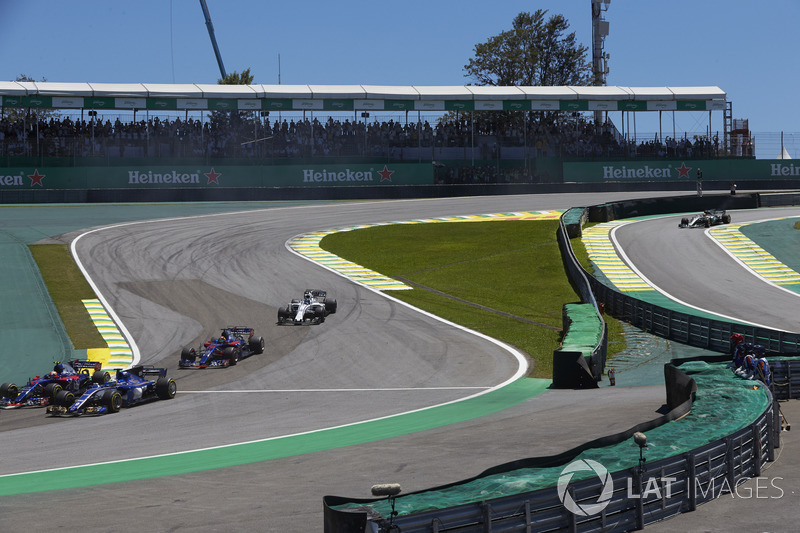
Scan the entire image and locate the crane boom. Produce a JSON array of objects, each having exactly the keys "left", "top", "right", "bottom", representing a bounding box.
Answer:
[{"left": 199, "top": 0, "right": 227, "bottom": 79}]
